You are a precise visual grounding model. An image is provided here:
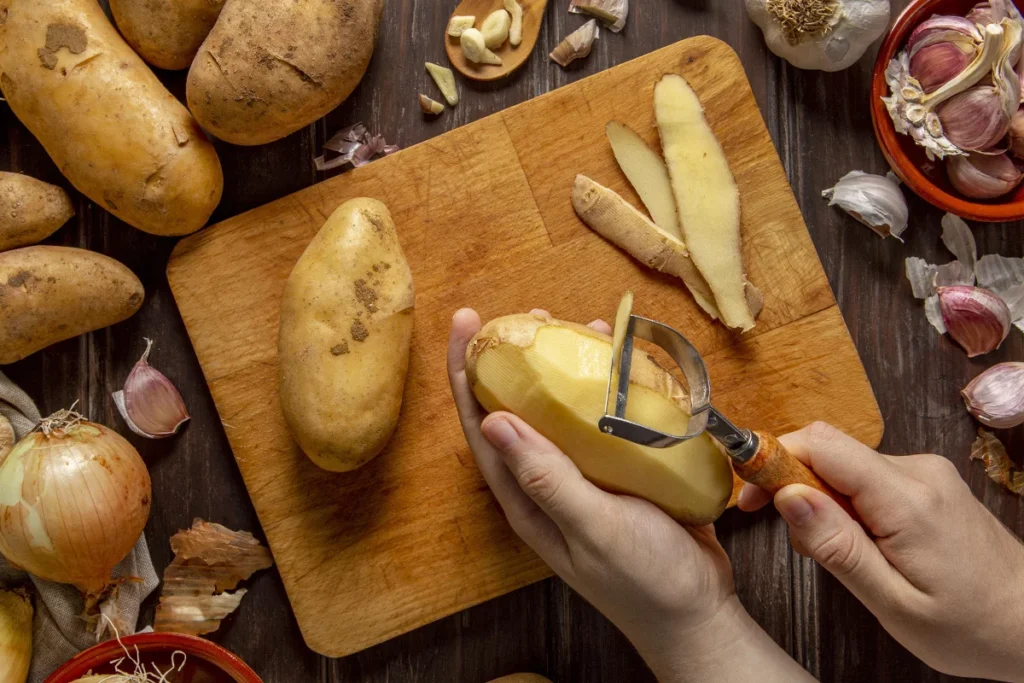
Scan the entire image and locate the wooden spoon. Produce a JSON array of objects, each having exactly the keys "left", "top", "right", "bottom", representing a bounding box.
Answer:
[{"left": 444, "top": 0, "right": 548, "bottom": 81}]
